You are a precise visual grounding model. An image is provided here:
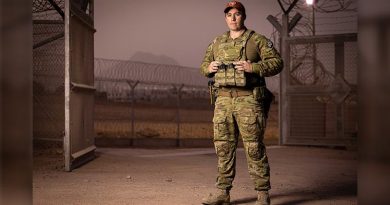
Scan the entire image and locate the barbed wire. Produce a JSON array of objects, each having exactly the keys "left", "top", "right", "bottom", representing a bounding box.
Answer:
[
  {"left": 269, "top": 0, "right": 357, "bottom": 86},
  {"left": 94, "top": 58, "right": 209, "bottom": 88},
  {"left": 280, "top": 0, "right": 357, "bottom": 13}
]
